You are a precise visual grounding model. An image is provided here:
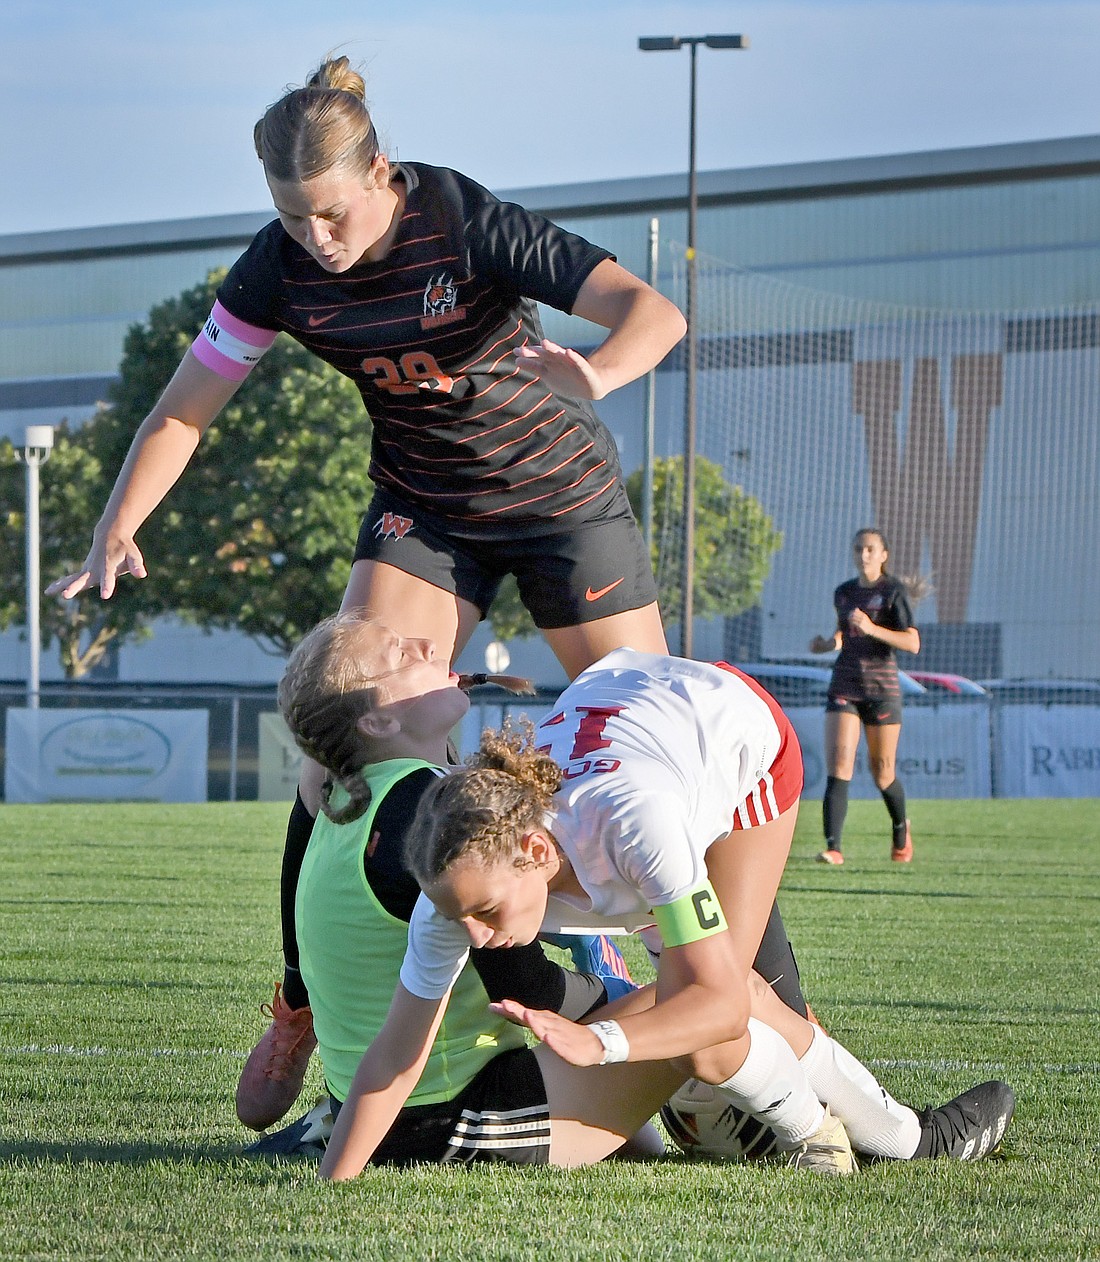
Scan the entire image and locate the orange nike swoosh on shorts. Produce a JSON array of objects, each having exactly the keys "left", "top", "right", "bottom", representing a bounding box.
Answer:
[
  {"left": 307, "top": 312, "right": 339, "bottom": 327},
  {"left": 585, "top": 577, "right": 626, "bottom": 602}
]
